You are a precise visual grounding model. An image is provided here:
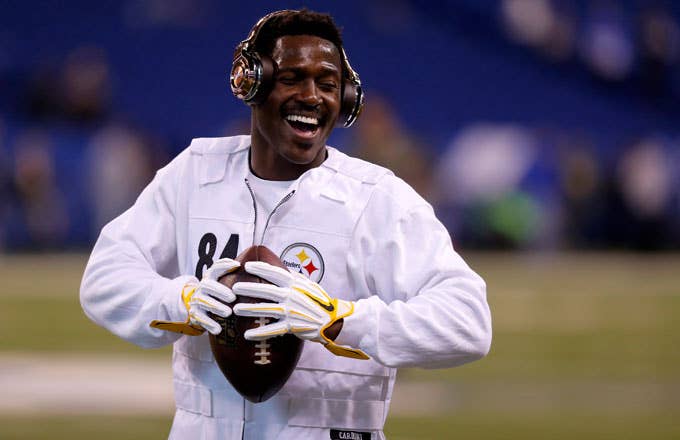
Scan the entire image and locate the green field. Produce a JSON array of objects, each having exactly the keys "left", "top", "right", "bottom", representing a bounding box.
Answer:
[
  {"left": 2, "top": 252, "right": 678, "bottom": 439},
  {"left": 3, "top": 411, "right": 680, "bottom": 440}
]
